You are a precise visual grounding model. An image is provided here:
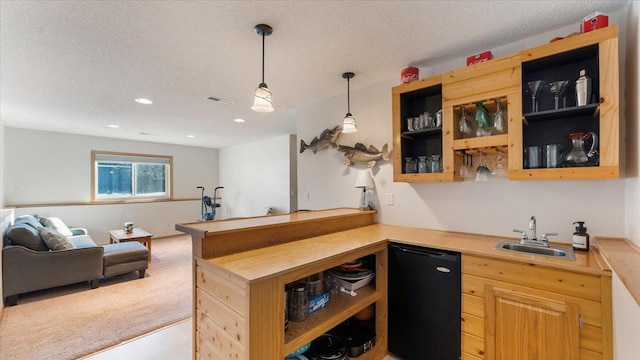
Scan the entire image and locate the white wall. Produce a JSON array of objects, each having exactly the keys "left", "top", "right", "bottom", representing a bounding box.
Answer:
[
  {"left": 219, "top": 134, "right": 296, "bottom": 218},
  {"left": 4, "top": 128, "right": 218, "bottom": 244},
  {"left": 625, "top": 0, "right": 640, "bottom": 247},
  {"left": 298, "top": 13, "right": 630, "bottom": 242},
  {"left": 615, "top": 2, "right": 640, "bottom": 359}
]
